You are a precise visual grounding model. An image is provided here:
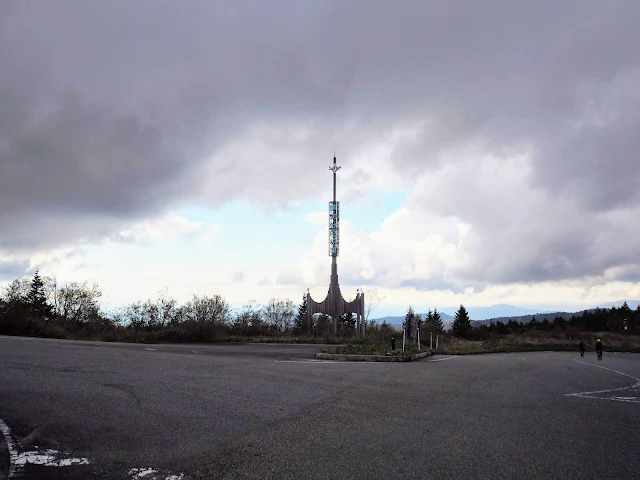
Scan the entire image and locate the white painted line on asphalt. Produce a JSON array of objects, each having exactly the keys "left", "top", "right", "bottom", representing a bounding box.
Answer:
[
  {"left": 1, "top": 418, "right": 91, "bottom": 476},
  {"left": 568, "top": 394, "right": 640, "bottom": 404},
  {"left": 145, "top": 348, "right": 156, "bottom": 351},
  {"left": 565, "top": 359, "right": 640, "bottom": 403},
  {"left": 0, "top": 417, "right": 19, "bottom": 478},
  {"left": 610, "top": 396, "right": 640, "bottom": 402},
  {"left": 14, "top": 450, "right": 89, "bottom": 467},
  {"left": 429, "top": 356, "right": 459, "bottom": 362},
  {"left": 521, "top": 358, "right": 528, "bottom": 364},
  {"left": 129, "top": 467, "right": 186, "bottom": 479}
]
